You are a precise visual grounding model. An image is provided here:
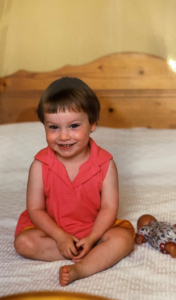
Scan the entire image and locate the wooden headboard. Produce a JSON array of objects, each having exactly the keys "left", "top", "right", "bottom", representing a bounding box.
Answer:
[{"left": 1, "top": 52, "right": 176, "bottom": 128}]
